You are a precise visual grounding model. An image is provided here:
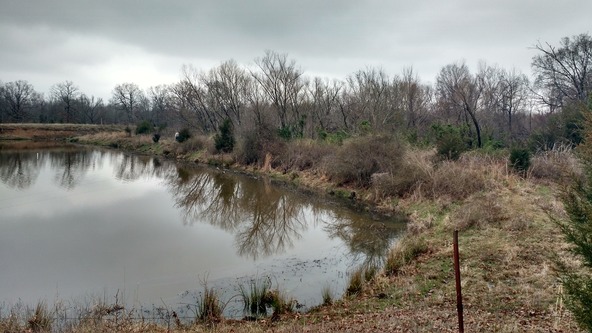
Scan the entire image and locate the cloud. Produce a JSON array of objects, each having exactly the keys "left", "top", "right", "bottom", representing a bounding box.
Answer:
[{"left": 0, "top": 0, "right": 590, "bottom": 99}]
